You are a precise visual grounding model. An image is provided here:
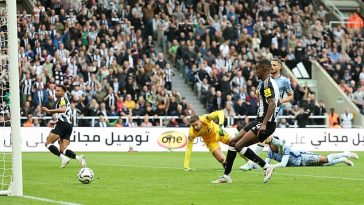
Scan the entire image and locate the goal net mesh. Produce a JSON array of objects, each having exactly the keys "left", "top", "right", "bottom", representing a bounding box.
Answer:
[{"left": 0, "top": 5, "right": 12, "bottom": 195}]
